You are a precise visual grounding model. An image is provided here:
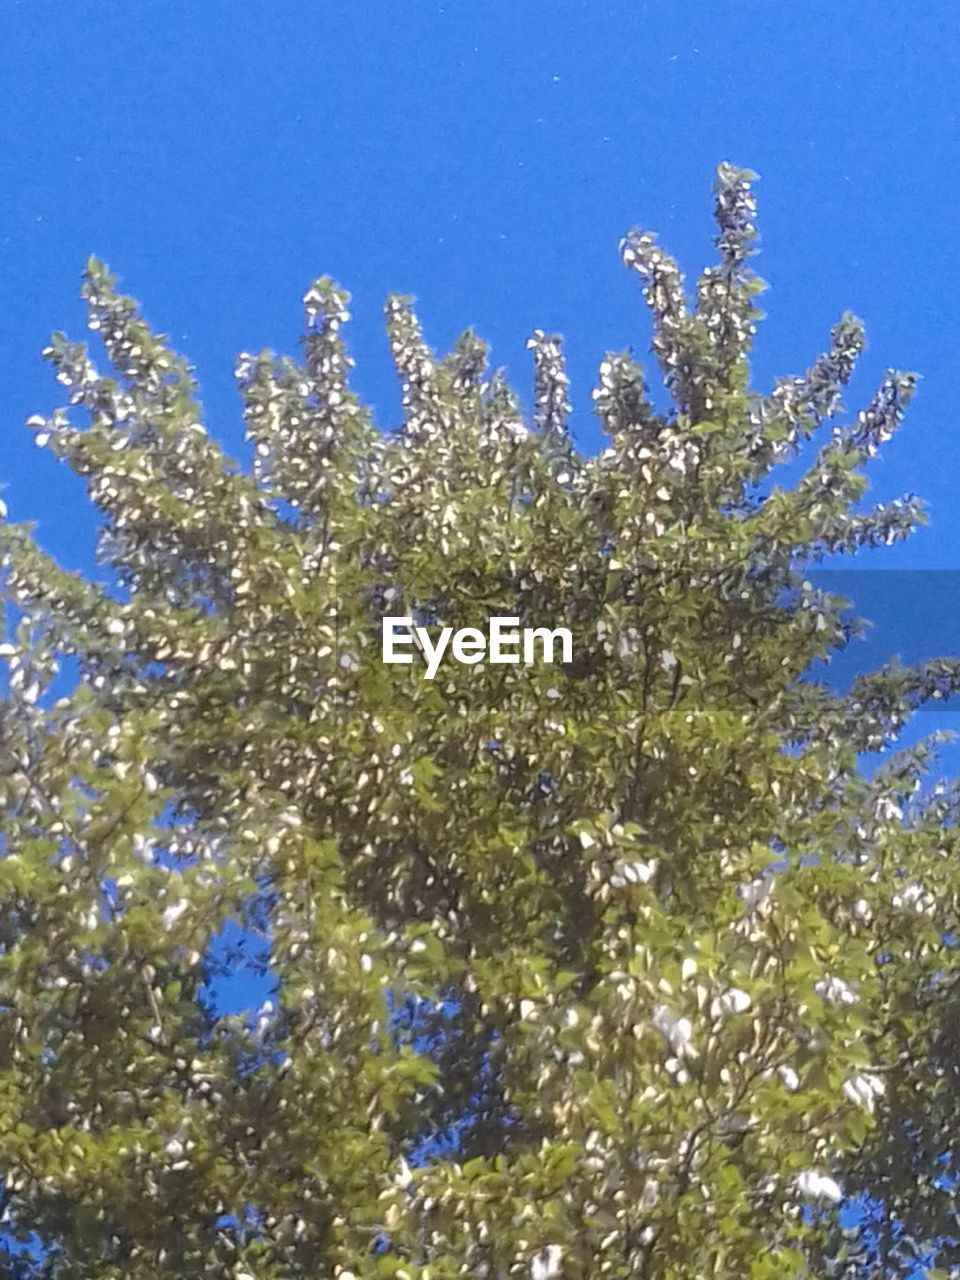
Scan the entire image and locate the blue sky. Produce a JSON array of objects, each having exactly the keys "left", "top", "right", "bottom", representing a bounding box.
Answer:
[{"left": 2, "top": 1, "right": 959, "bottom": 750}]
